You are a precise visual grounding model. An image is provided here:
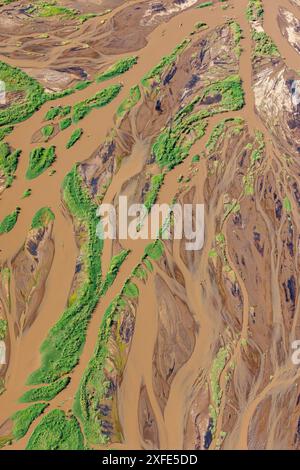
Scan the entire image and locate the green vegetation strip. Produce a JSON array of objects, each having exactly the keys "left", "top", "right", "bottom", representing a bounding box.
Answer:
[
  {"left": 26, "top": 146, "right": 56, "bottom": 180},
  {"left": 16, "top": 180, "right": 131, "bottom": 441},
  {"left": 0, "top": 319, "right": 7, "bottom": 340},
  {"left": 19, "top": 377, "right": 70, "bottom": 403},
  {"left": 144, "top": 240, "right": 164, "bottom": 260},
  {"left": 22, "top": 188, "right": 32, "bottom": 198},
  {"left": 0, "top": 207, "right": 20, "bottom": 234},
  {"left": 41, "top": 124, "right": 54, "bottom": 141},
  {"left": 209, "top": 347, "right": 229, "bottom": 434},
  {"left": 196, "top": 1, "right": 213, "bottom": 8},
  {"left": 152, "top": 75, "right": 244, "bottom": 171},
  {"left": 12, "top": 403, "right": 49, "bottom": 440},
  {"left": 284, "top": 197, "right": 292, "bottom": 213},
  {"left": 72, "top": 84, "right": 122, "bottom": 123},
  {"left": 27, "top": 1, "right": 77, "bottom": 18},
  {"left": 116, "top": 85, "right": 141, "bottom": 119},
  {"left": 194, "top": 22, "right": 208, "bottom": 31},
  {"left": 26, "top": 1, "right": 99, "bottom": 24},
  {"left": 0, "top": 141, "right": 21, "bottom": 187},
  {"left": 45, "top": 105, "right": 71, "bottom": 121},
  {"left": 31, "top": 207, "right": 55, "bottom": 229},
  {"left": 28, "top": 166, "right": 103, "bottom": 385},
  {"left": 252, "top": 31, "right": 280, "bottom": 58},
  {"left": 26, "top": 409, "right": 84, "bottom": 450},
  {"left": 206, "top": 117, "right": 244, "bottom": 153},
  {"left": 144, "top": 174, "right": 165, "bottom": 211},
  {"left": 0, "top": 0, "right": 18, "bottom": 5},
  {"left": 59, "top": 117, "right": 72, "bottom": 131},
  {"left": 246, "top": 0, "right": 264, "bottom": 22},
  {"left": 123, "top": 280, "right": 139, "bottom": 298},
  {"left": 0, "top": 57, "right": 120, "bottom": 132},
  {"left": 0, "top": 61, "right": 45, "bottom": 127},
  {"left": 66, "top": 128, "right": 83, "bottom": 149},
  {"left": 229, "top": 20, "right": 243, "bottom": 56},
  {"left": 142, "top": 73, "right": 244, "bottom": 211},
  {"left": 0, "top": 60, "right": 90, "bottom": 129},
  {"left": 0, "top": 126, "right": 13, "bottom": 141},
  {"left": 96, "top": 57, "right": 137, "bottom": 83},
  {"left": 246, "top": 1, "right": 278, "bottom": 58},
  {"left": 100, "top": 249, "right": 130, "bottom": 295},
  {"left": 141, "top": 39, "right": 190, "bottom": 87}
]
